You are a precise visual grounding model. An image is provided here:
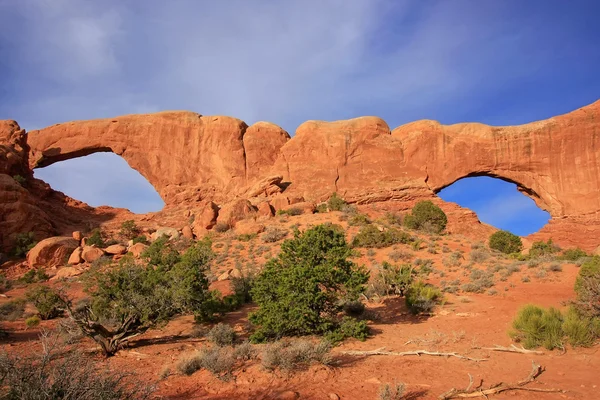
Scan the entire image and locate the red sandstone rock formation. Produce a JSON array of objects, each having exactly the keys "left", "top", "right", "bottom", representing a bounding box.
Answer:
[{"left": 0, "top": 99, "right": 598, "bottom": 252}]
